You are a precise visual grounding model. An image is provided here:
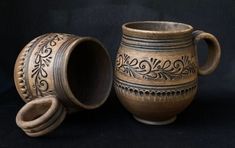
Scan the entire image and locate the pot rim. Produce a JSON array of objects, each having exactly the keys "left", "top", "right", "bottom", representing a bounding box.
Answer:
[
  {"left": 122, "top": 21, "right": 193, "bottom": 37},
  {"left": 63, "top": 37, "right": 113, "bottom": 110}
]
